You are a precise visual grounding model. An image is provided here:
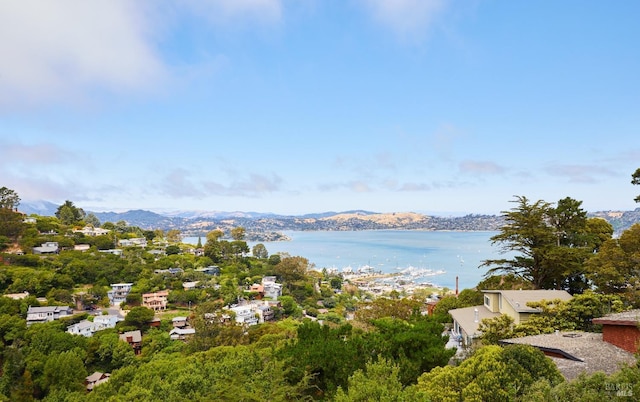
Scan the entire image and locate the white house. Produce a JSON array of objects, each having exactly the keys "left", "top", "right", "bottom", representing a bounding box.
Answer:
[
  {"left": 67, "top": 320, "right": 99, "bottom": 337},
  {"left": 27, "top": 305, "right": 73, "bottom": 326},
  {"left": 94, "top": 314, "right": 123, "bottom": 329},
  {"left": 73, "top": 226, "right": 111, "bottom": 237},
  {"left": 108, "top": 283, "right": 133, "bottom": 305},
  {"left": 227, "top": 304, "right": 259, "bottom": 326},
  {"left": 67, "top": 314, "right": 122, "bottom": 337},
  {"left": 262, "top": 277, "right": 283, "bottom": 299},
  {"left": 33, "top": 242, "right": 59, "bottom": 254}
]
